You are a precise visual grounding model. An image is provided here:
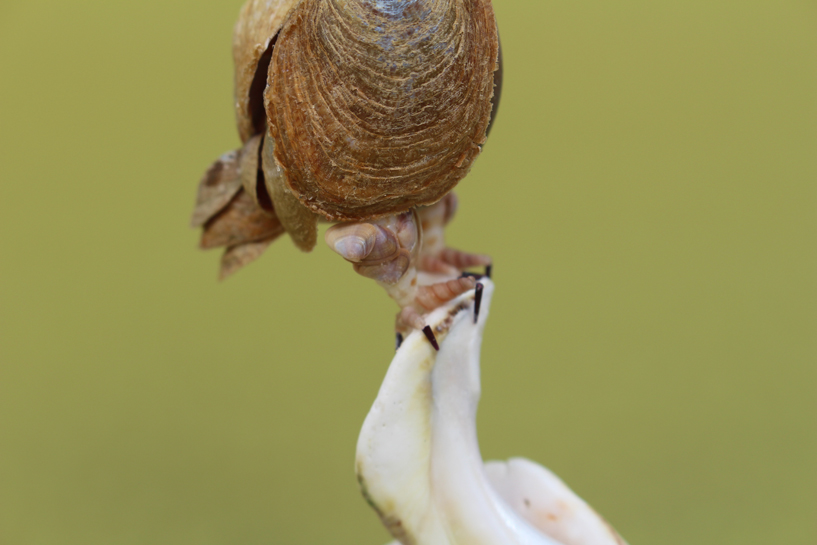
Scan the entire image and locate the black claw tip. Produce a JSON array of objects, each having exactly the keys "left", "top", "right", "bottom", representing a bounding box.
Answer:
[
  {"left": 485, "top": 264, "right": 492, "bottom": 279},
  {"left": 395, "top": 332, "right": 404, "bottom": 351},
  {"left": 474, "top": 283, "right": 484, "bottom": 323},
  {"left": 422, "top": 326, "right": 440, "bottom": 351}
]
